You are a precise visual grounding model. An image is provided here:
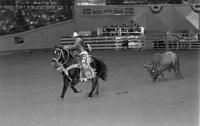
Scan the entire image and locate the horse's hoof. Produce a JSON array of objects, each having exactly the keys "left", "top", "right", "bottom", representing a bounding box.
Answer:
[
  {"left": 88, "top": 94, "right": 92, "bottom": 98},
  {"left": 73, "top": 89, "right": 82, "bottom": 93},
  {"left": 58, "top": 97, "right": 64, "bottom": 101},
  {"left": 76, "top": 90, "right": 82, "bottom": 93},
  {"left": 179, "top": 75, "right": 184, "bottom": 79}
]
